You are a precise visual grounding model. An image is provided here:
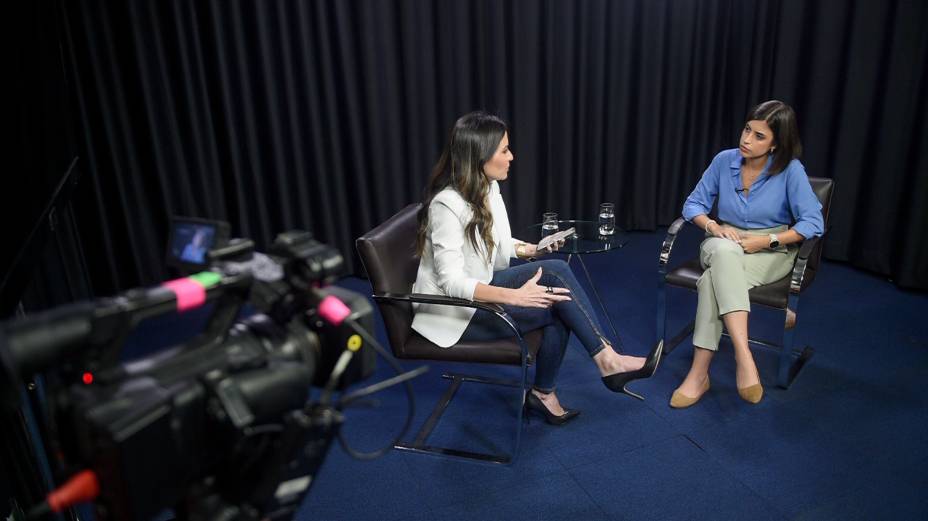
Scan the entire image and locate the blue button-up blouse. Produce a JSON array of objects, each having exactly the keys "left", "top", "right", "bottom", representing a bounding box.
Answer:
[{"left": 682, "top": 149, "right": 824, "bottom": 239}]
